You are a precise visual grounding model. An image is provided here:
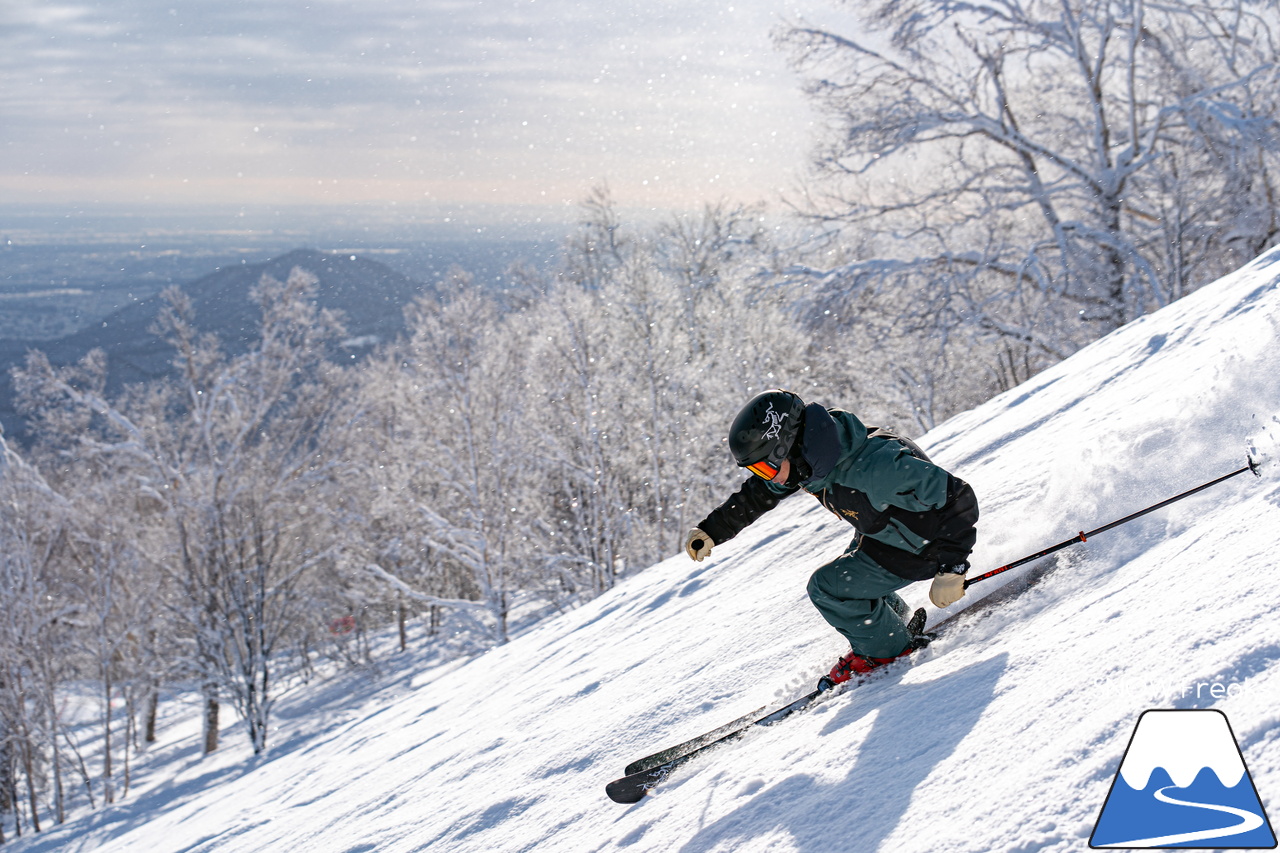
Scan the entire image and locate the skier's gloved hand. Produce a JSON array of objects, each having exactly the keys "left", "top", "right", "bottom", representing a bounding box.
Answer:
[
  {"left": 929, "top": 562, "right": 968, "bottom": 608},
  {"left": 685, "top": 528, "right": 714, "bottom": 562}
]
